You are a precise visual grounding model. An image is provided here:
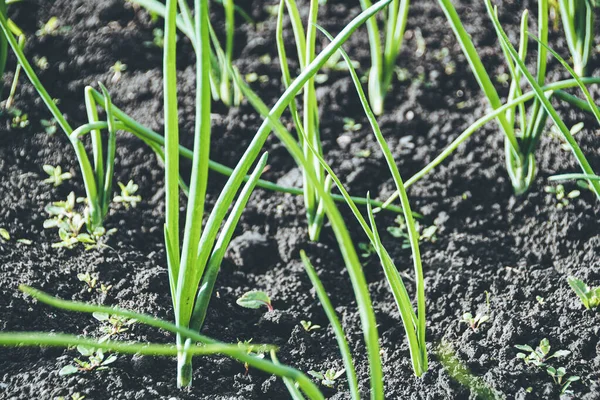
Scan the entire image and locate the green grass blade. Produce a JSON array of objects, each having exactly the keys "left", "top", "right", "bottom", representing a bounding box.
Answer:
[
  {"left": 300, "top": 250, "right": 359, "bottom": 400},
  {"left": 99, "top": 83, "right": 117, "bottom": 218},
  {"left": 231, "top": 66, "right": 385, "bottom": 400},
  {"left": 9, "top": 286, "right": 325, "bottom": 400},
  {"left": 549, "top": 173, "right": 600, "bottom": 181},
  {"left": 84, "top": 86, "right": 105, "bottom": 200},
  {"left": 163, "top": 0, "right": 180, "bottom": 300},
  {"left": 189, "top": 152, "right": 269, "bottom": 332},
  {"left": 271, "top": 350, "right": 307, "bottom": 400},
  {"left": 375, "top": 77, "right": 600, "bottom": 211},
  {"left": 86, "top": 88, "right": 403, "bottom": 212},
  {"left": 436, "top": 0, "right": 518, "bottom": 151}
]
